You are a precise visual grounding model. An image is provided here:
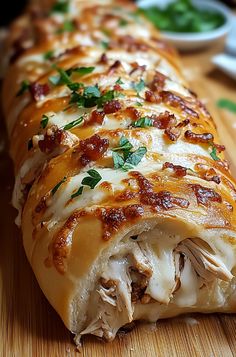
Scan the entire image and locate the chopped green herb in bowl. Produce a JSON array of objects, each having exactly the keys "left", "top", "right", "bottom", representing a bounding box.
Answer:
[
  {"left": 137, "top": 0, "right": 232, "bottom": 50},
  {"left": 138, "top": 0, "right": 225, "bottom": 33}
]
